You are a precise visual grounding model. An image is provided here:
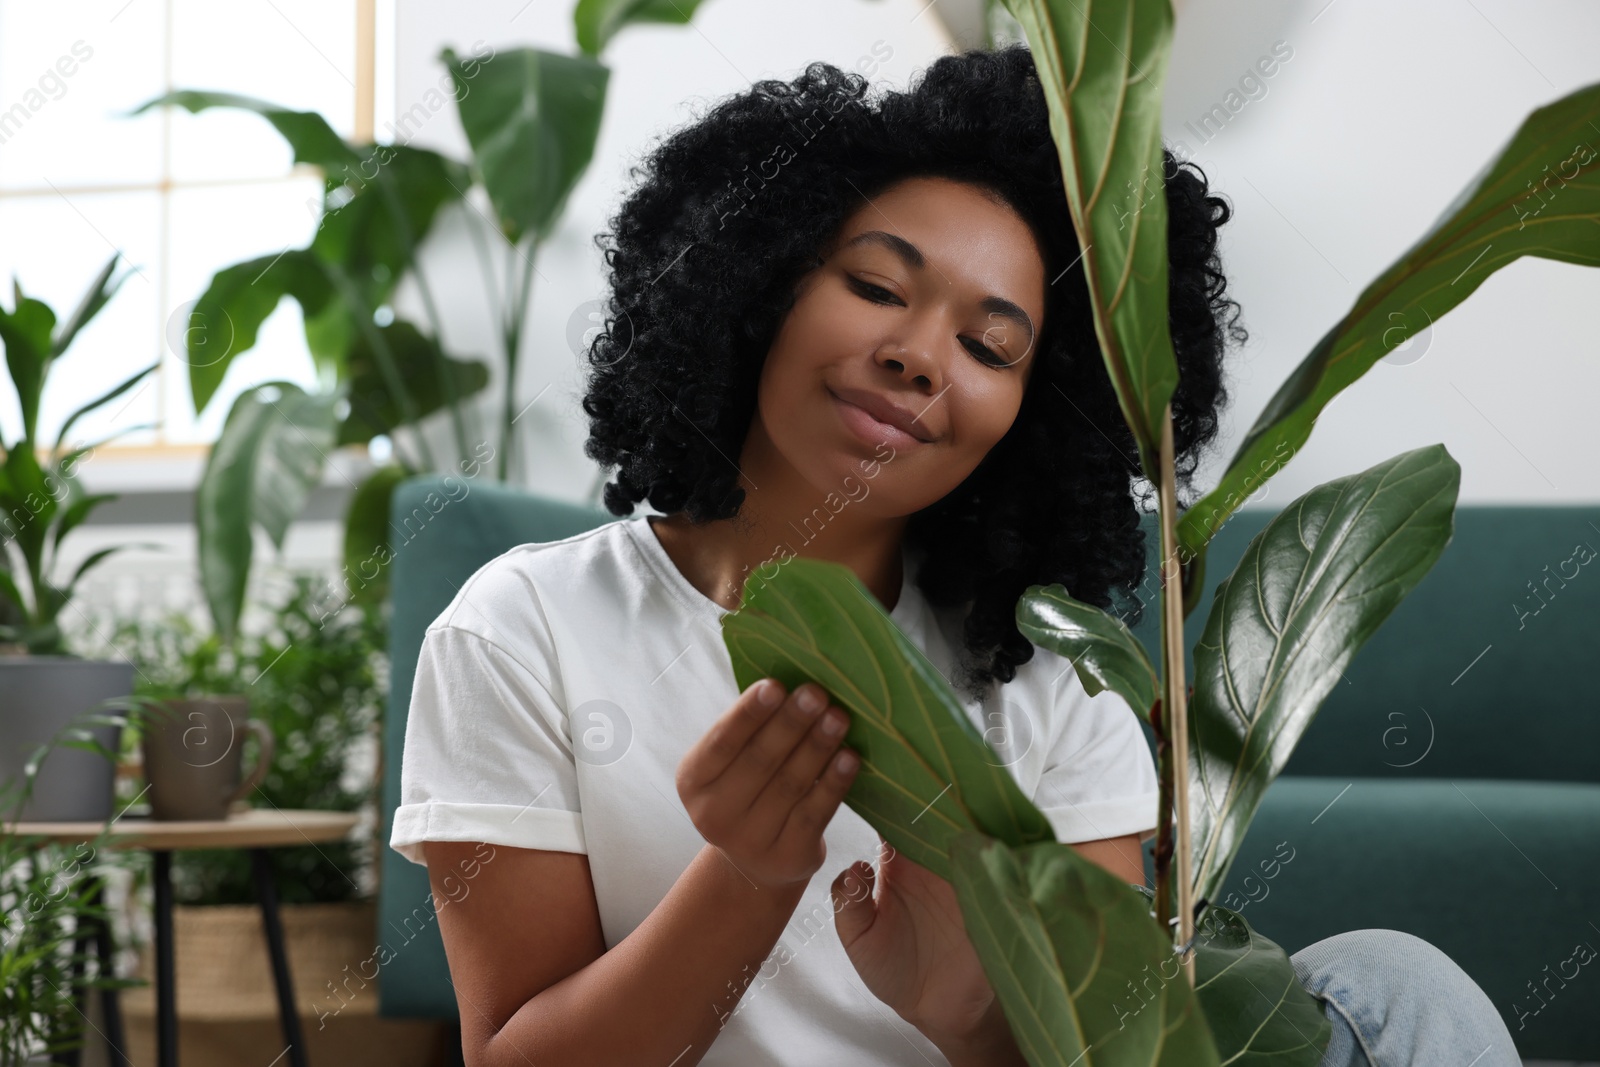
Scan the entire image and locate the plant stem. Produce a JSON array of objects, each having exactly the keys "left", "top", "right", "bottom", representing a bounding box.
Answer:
[
  {"left": 1156, "top": 406, "right": 1195, "bottom": 985},
  {"left": 323, "top": 262, "right": 434, "bottom": 471},
  {"left": 372, "top": 171, "right": 471, "bottom": 465},
  {"left": 498, "top": 238, "right": 540, "bottom": 482}
]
